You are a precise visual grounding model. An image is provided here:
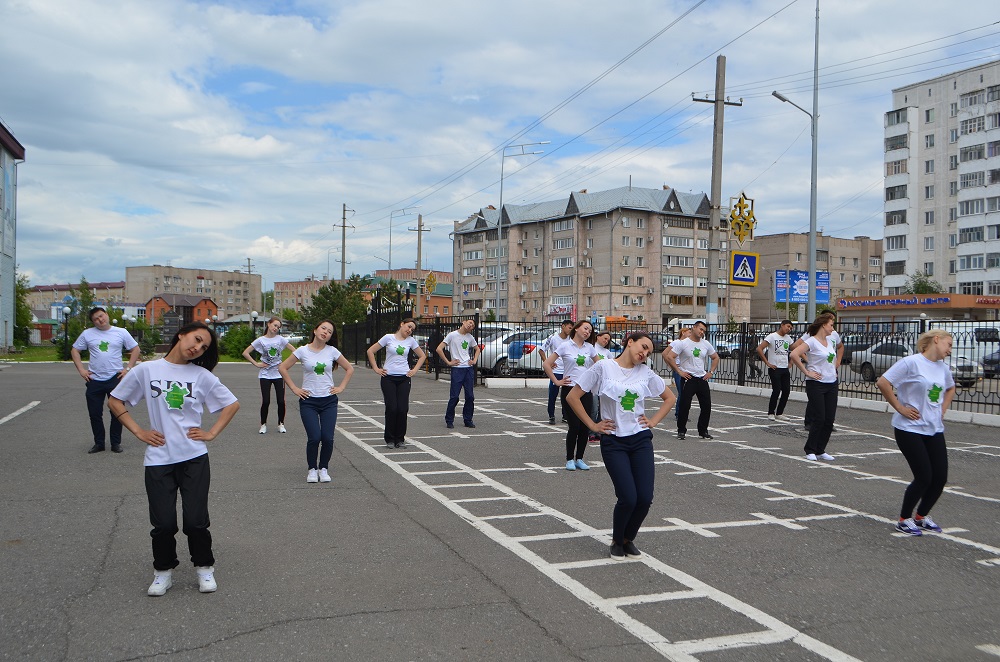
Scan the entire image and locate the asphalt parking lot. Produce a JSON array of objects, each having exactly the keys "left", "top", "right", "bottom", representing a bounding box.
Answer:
[{"left": 1, "top": 362, "right": 999, "bottom": 661}]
